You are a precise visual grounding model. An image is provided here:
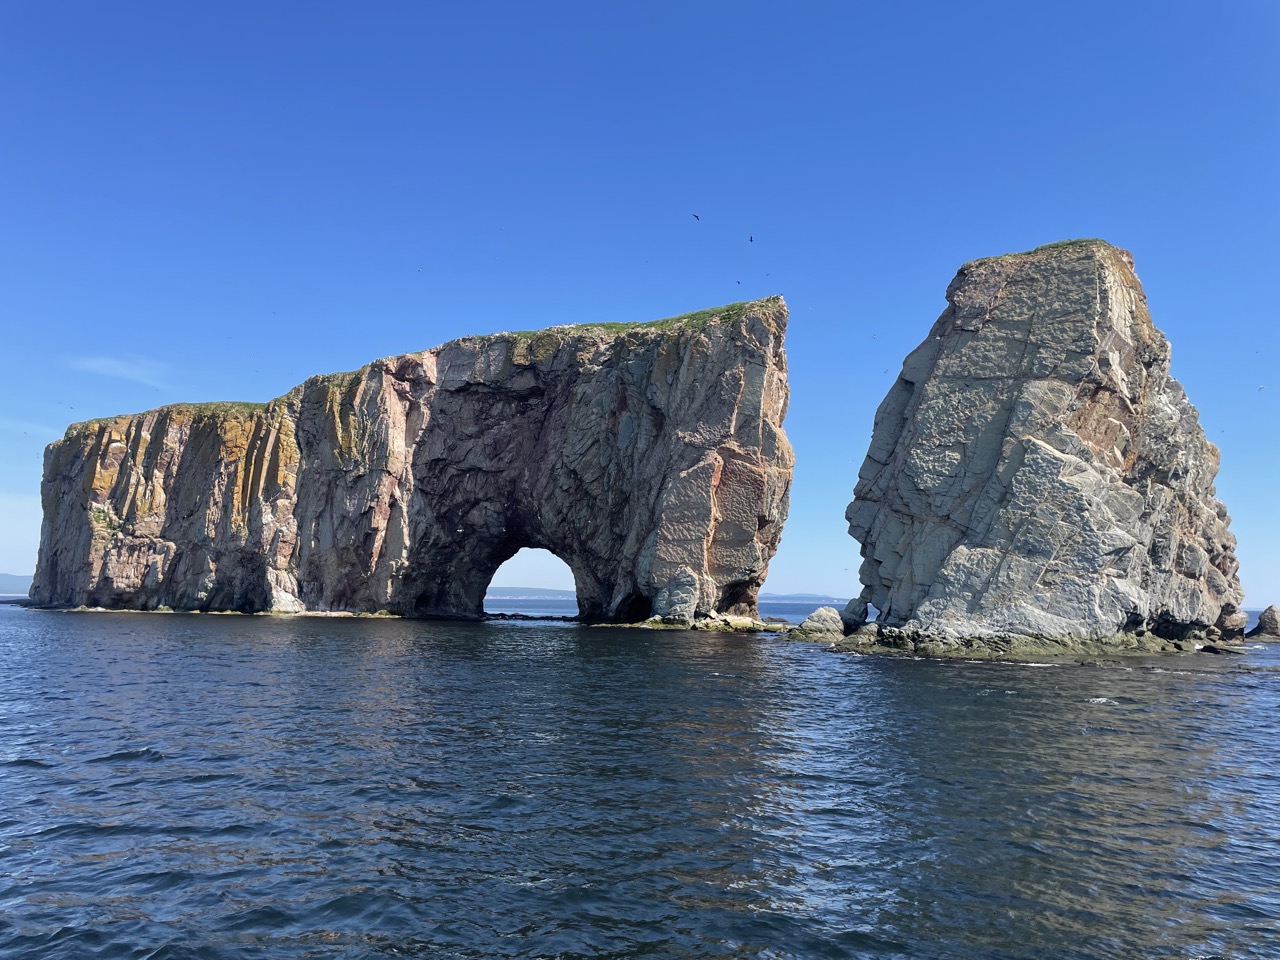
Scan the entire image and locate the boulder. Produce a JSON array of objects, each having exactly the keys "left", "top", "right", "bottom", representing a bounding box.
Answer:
[
  {"left": 32, "top": 299, "right": 794, "bottom": 622},
  {"left": 787, "top": 605, "right": 846, "bottom": 639},
  {"left": 846, "top": 240, "right": 1244, "bottom": 643},
  {"left": 1246, "top": 604, "right": 1280, "bottom": 639}
]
